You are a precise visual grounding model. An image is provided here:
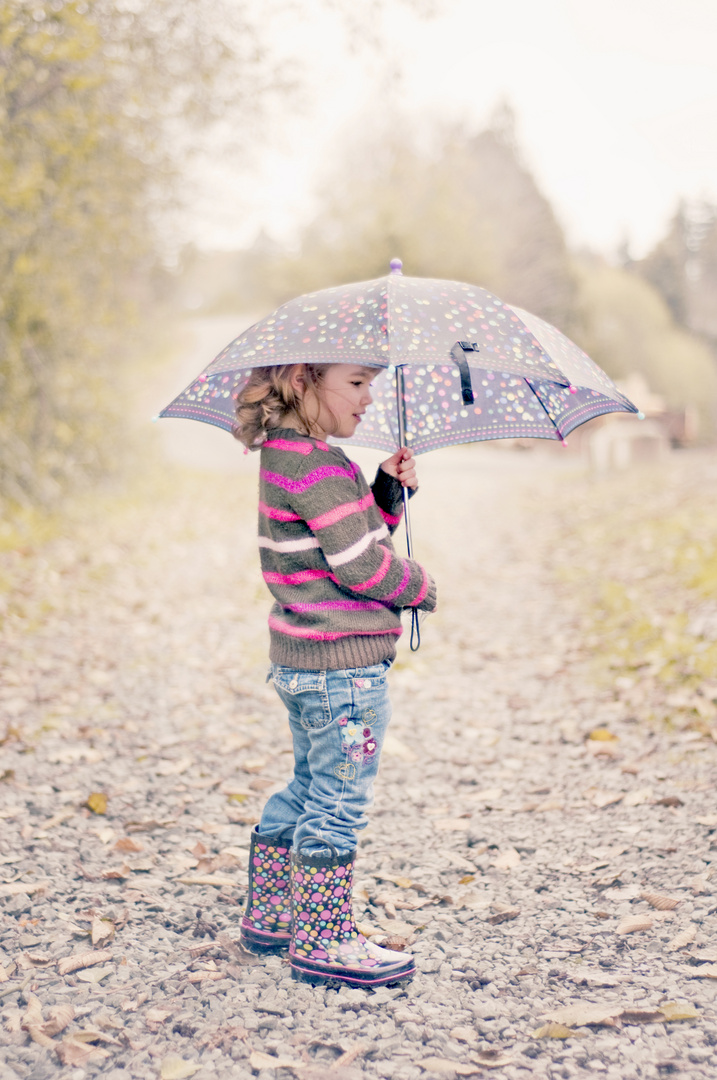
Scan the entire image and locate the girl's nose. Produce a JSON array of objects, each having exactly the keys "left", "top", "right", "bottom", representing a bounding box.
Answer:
[{"left": 363, "top": 387, "right": 373, "bottom": 406}]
